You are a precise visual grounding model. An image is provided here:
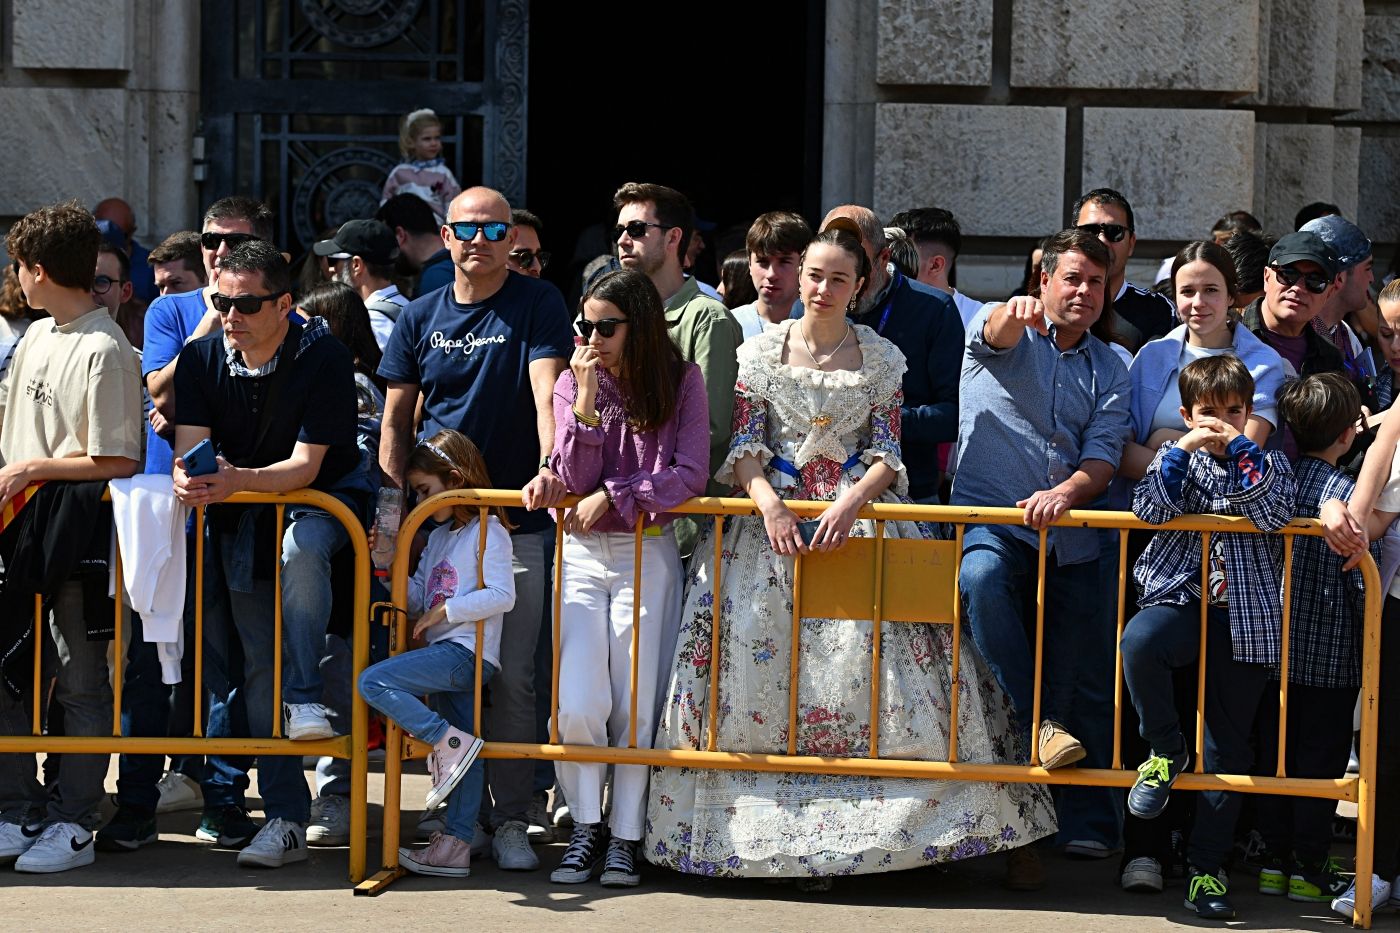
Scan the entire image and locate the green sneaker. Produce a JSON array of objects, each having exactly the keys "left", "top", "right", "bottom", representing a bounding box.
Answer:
[
  {"left": 196, "top": 805, "right": 258, "bottom": 848},
  {"left": 1185, "top": 867, "right": 1235, "bottom": 919},
  {"left": 1289, "top": 856, "right": 1350, "bottom": 903},
  {"left": 1258, "top": 855, "right": 1287, "bottom": 896}
]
